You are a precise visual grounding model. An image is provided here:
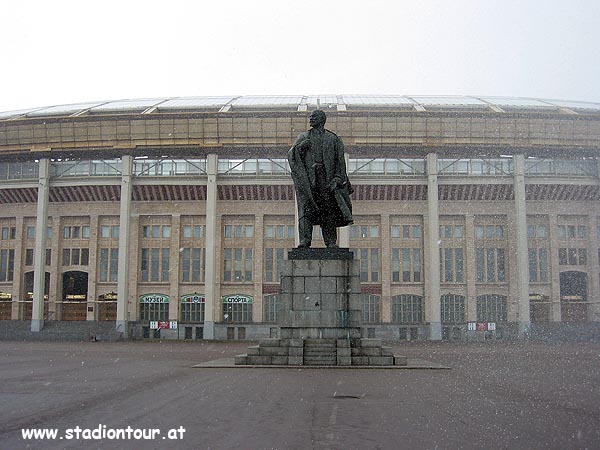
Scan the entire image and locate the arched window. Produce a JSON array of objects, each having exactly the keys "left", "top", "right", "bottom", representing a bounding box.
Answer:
[
  {"left": 391, "top": 294, "right": 424, "bottom": 324},
  {"left": 476, "top": 294, "right": 507, "bottom": 322},
  {"left": 440, "top": 294, "right": 465, "bottom": 324}
]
